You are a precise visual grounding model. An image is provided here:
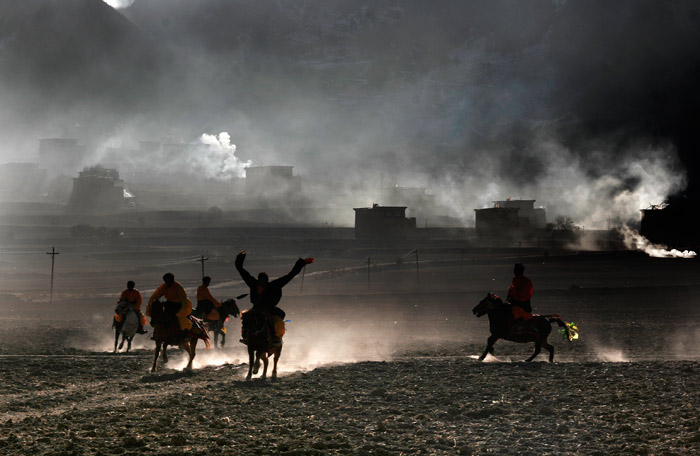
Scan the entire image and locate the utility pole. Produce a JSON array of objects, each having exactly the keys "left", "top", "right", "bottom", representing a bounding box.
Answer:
[
  {"left": 366, "top": 257, "right": 373, "bottom": 289},
  {"left": 414, "top": 249, "right": 419, "bottom": 283},
  {"left": 46, "top": 247, "right": 59, "bottom": 304},
  {"left": 197, "top": 255, "right": 209, "bottom": 278}
]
